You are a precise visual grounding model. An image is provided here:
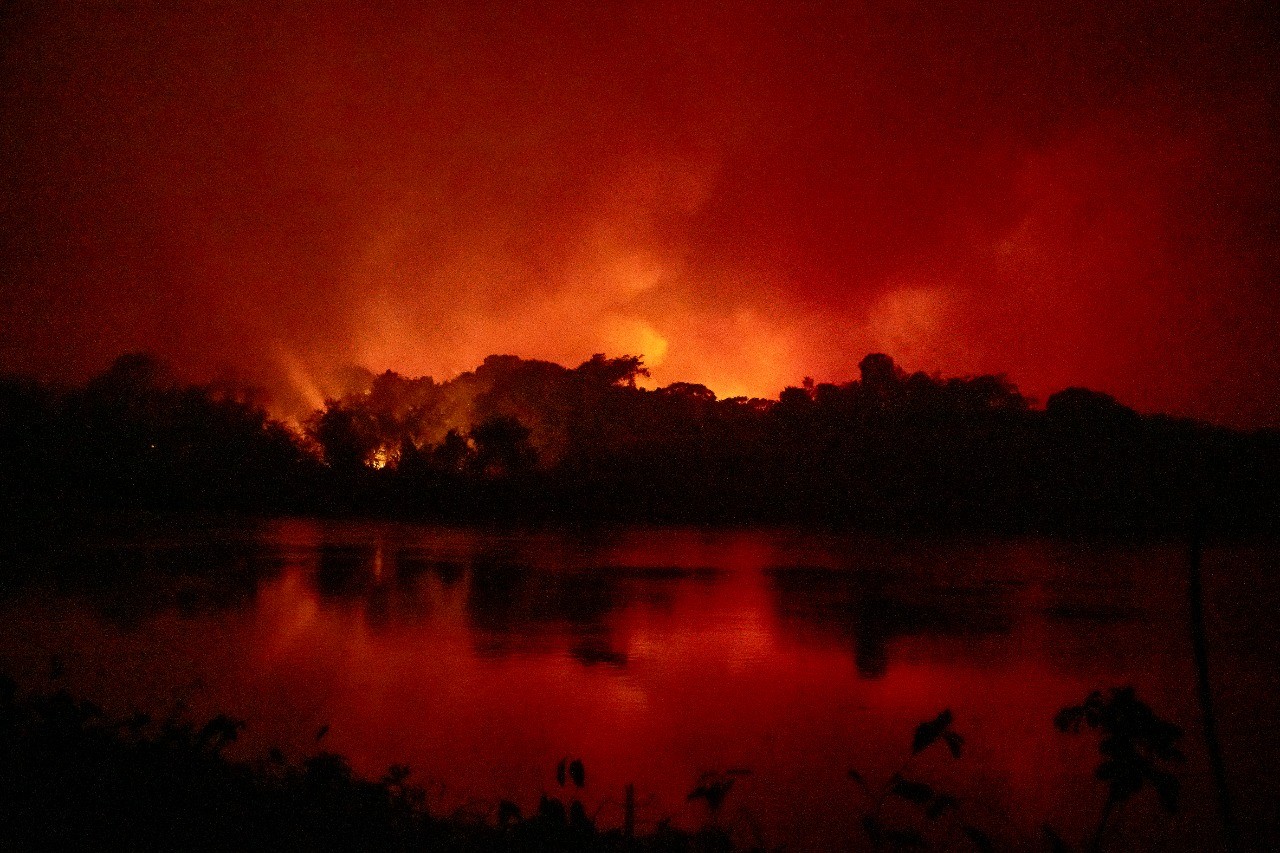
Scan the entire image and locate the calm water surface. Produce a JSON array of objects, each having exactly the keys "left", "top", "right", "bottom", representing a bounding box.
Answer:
[{"left": 0, "top": 520, "right": 1276, "bottom": 850}]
